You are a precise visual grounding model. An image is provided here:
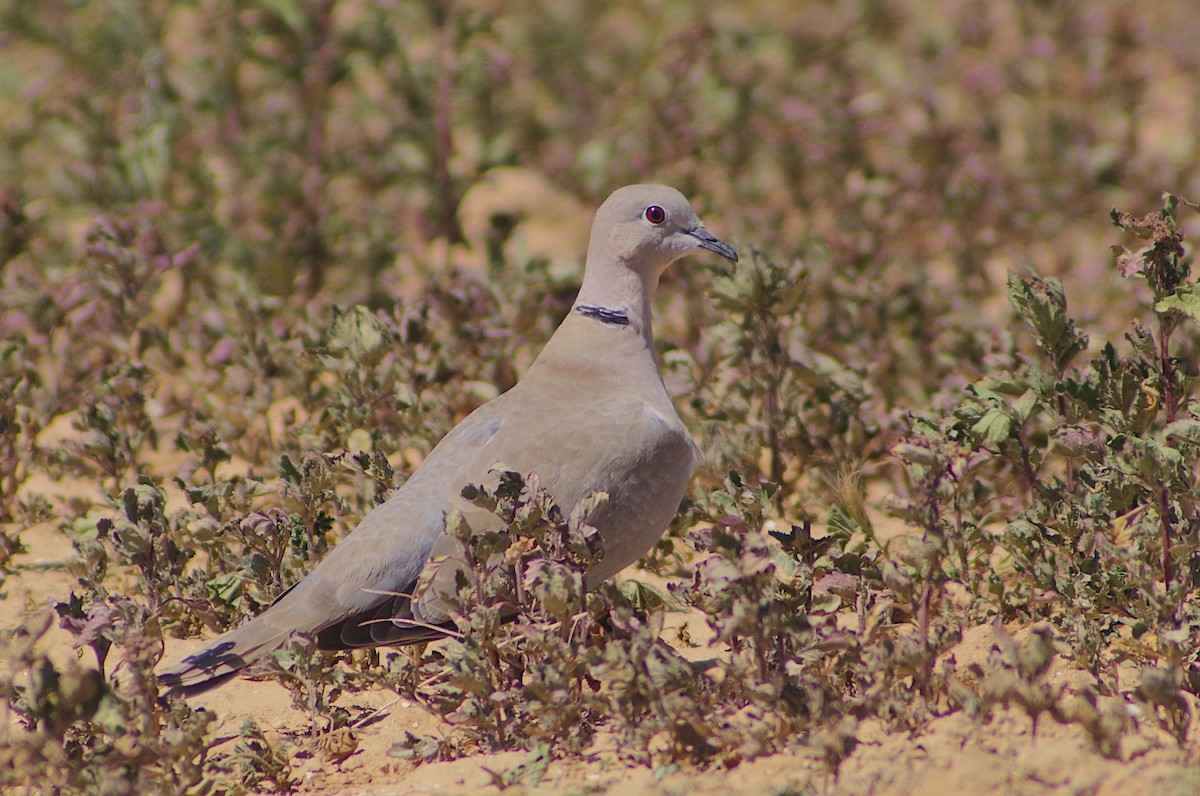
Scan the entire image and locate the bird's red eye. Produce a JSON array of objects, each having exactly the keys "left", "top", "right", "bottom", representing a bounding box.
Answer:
[{"left": 644, "top": 205, "right": 666, "bottom": 225}]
